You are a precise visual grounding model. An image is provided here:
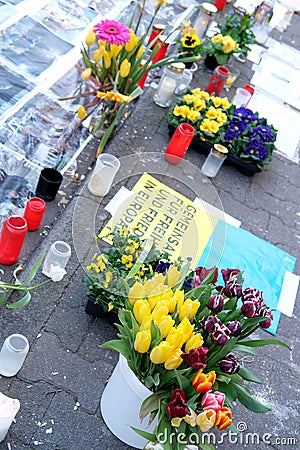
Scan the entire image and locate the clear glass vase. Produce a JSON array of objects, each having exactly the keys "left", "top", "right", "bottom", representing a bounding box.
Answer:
[{"left": 89, "top": 102, "right": 118, "bottom": 139}]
